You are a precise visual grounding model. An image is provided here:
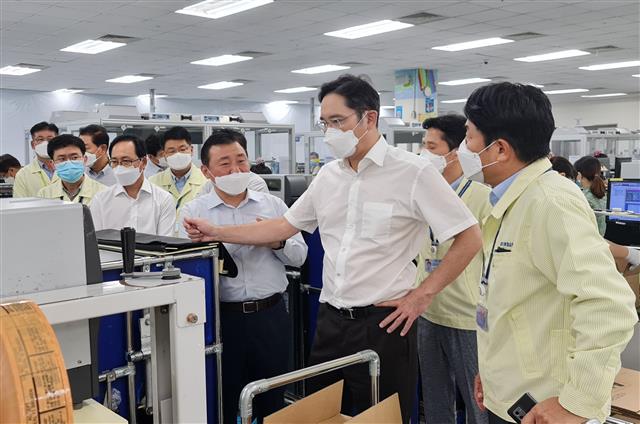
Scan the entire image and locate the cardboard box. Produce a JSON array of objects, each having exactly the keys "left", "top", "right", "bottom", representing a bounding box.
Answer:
[
  {"left": 611, "top": 368, "right": 640, "bottom": 420},
  {"left": 264, "top": 380, "right": 401, "bottom": 424}
]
